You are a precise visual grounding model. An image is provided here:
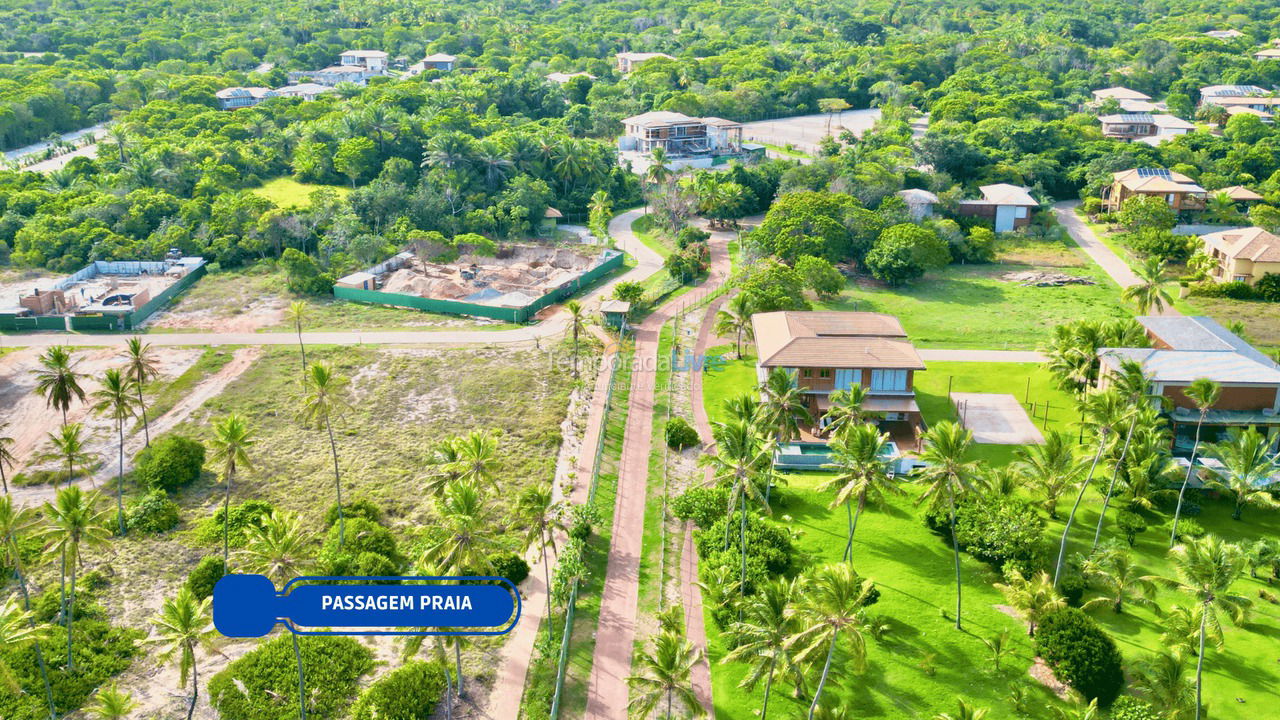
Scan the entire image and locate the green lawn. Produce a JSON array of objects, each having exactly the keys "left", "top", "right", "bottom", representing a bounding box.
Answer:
[
  {"left": 630, "top": 215, "right": 700, "bottom": 310},
  {"left": 251, "top": 177, "right": 351, "bottom": 208}
]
